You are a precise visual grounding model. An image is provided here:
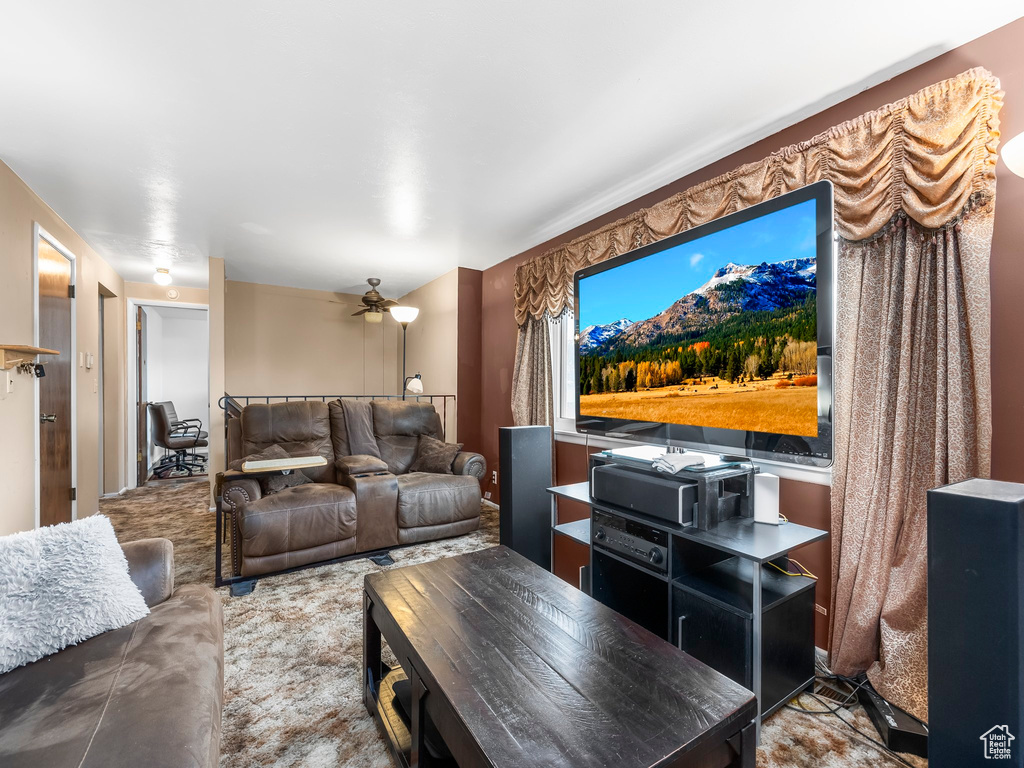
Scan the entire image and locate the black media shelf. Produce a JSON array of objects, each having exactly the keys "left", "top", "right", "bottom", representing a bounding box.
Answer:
[
  {"left": 552, "top": 518, "right": 590, "bottom": 546},
  {"left": 672, "top": 556, "right": 815, "bottom": 619},
  {"left": 549, "top": 454, "right": 829, "bottom": 738}
]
